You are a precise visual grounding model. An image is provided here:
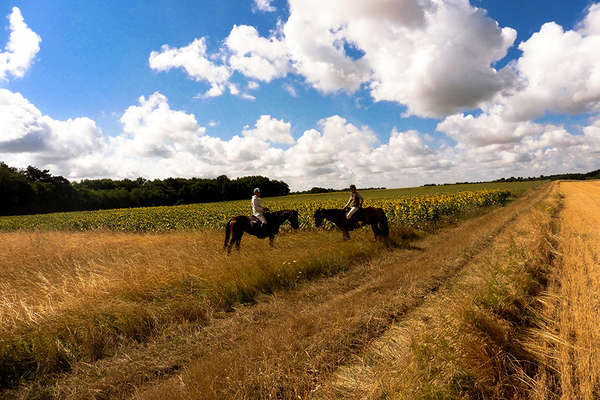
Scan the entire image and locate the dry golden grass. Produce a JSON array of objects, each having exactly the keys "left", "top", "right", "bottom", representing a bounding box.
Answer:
[
  {"left": 0, "top": 228, "right": 392, "bottom": 391},
  {"left": 527, "top": 181, "right": 600, "bottom": 400},
  {"left": 0, "top": 184, "right": 548, "bottom": 399},
  {"left": 122, "top": 186, "right": 550, "bottom": 400},
  {"left": 311, "top": 181, "right": 559, "bottom": 400}
]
